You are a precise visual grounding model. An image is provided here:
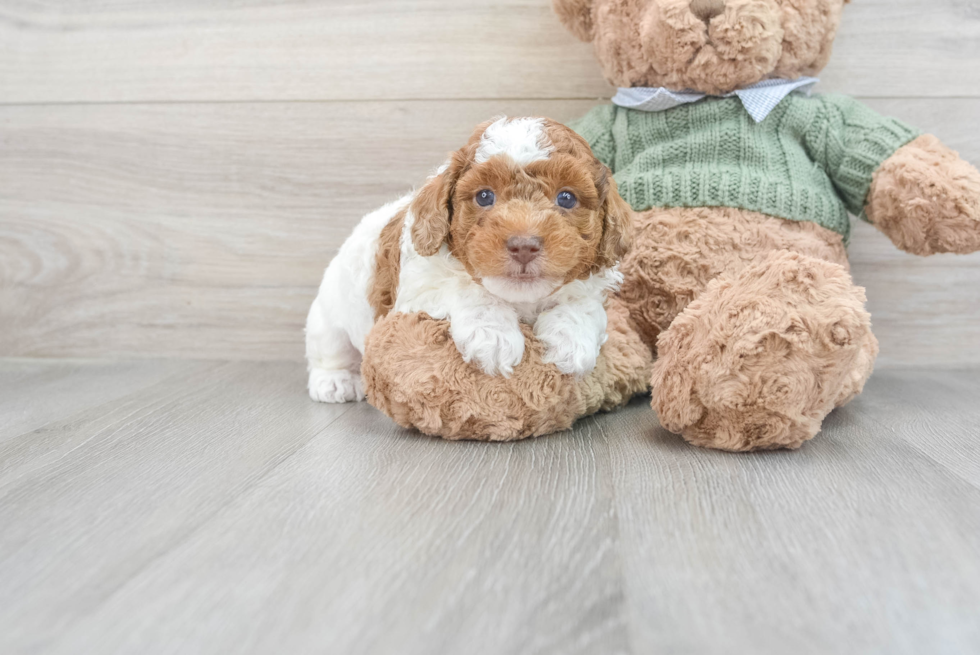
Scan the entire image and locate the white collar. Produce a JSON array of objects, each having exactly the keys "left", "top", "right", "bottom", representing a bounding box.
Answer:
[{"left": 611, "top": 77, "right": 819, "bottom": 123}]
